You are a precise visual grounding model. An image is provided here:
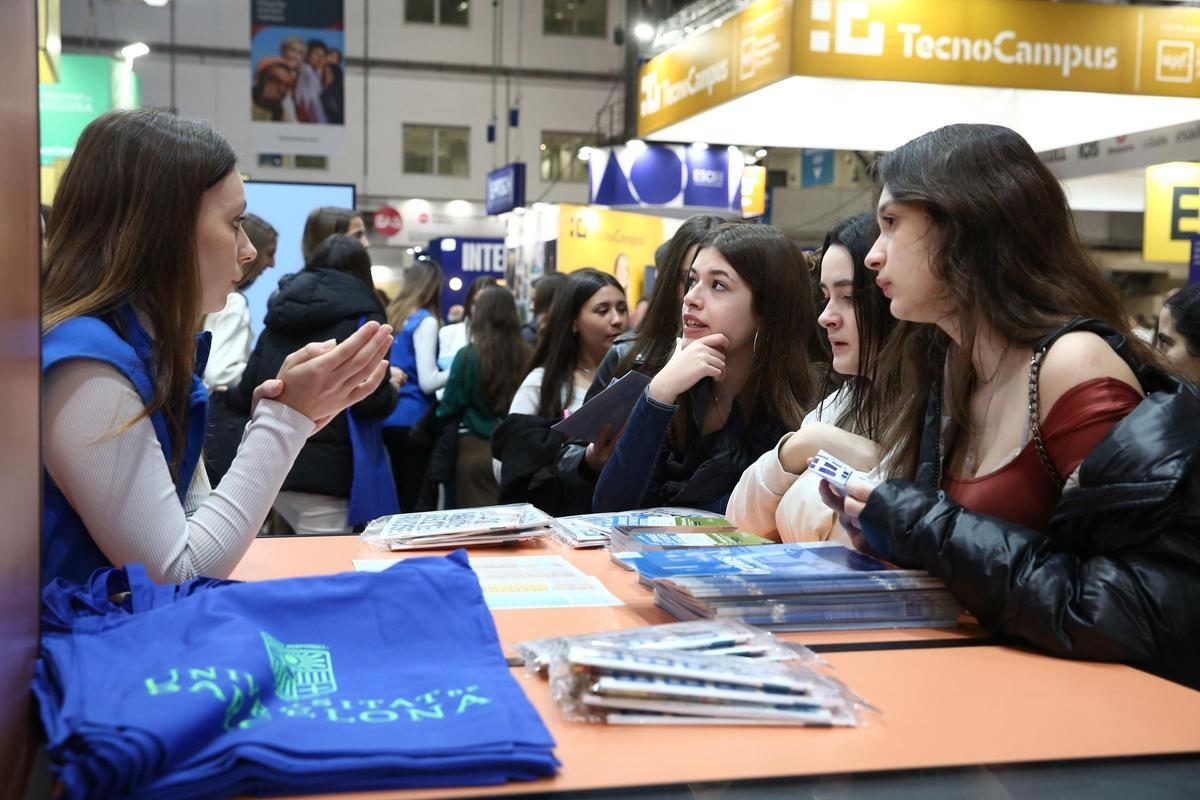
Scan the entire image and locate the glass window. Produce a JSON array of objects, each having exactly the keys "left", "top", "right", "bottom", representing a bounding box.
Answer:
[
  {"left": 404, "top": 124, "right": 469, "bottom": 176},
  {"left": 437, "top": 126, "right": 470, "bottom": 177},
  {"left": 407, "top": 0, "right": 469, "bottom": 26},
  {"left": 405, "top": 0, "right": 435, "bottom": 24},
  {"left": 544, "top": 0, "right": 606, "bottom": 38},
  {"left": 440, "top": 0, "right": 470, "bottom": 27},
  {"left": 540, "top": 131, "right": 599, "bottom": 183},
  {"left": 256, "top": 153, "right": 327, "bottom": 170}
]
